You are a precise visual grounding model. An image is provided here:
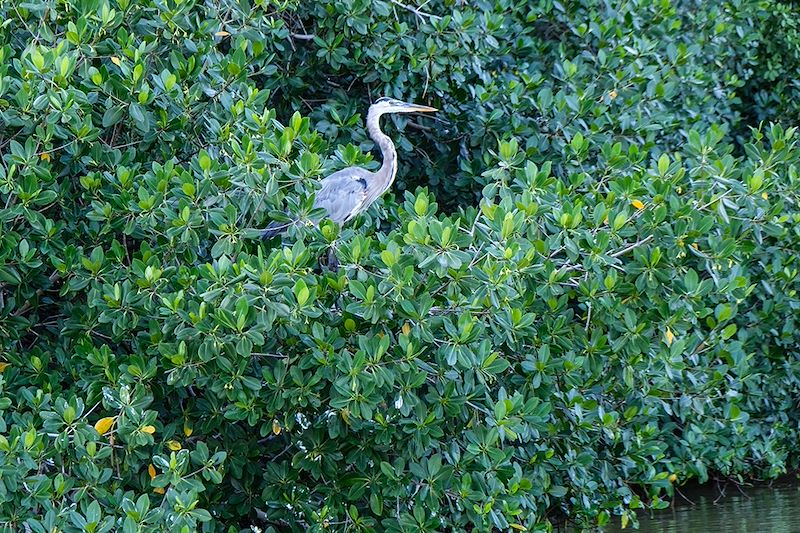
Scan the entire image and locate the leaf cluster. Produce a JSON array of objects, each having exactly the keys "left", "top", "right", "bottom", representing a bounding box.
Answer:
[{"left": 1, "top": 0, "right": 799, "bottom": 532}]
